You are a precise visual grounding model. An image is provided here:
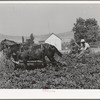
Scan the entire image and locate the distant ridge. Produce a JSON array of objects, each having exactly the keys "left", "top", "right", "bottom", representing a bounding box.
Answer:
[
  {"left": 34, "top": 31, "right": 74, "bottom": 43},
  {"left": 58, "top": 31, "right": 74, "bottom": 42},
  {"left": 0, "top": 31, "right": 74, "bottom": 43},
  {"left": 0, "top": 33, "right": 21, "bottom": 42}
]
